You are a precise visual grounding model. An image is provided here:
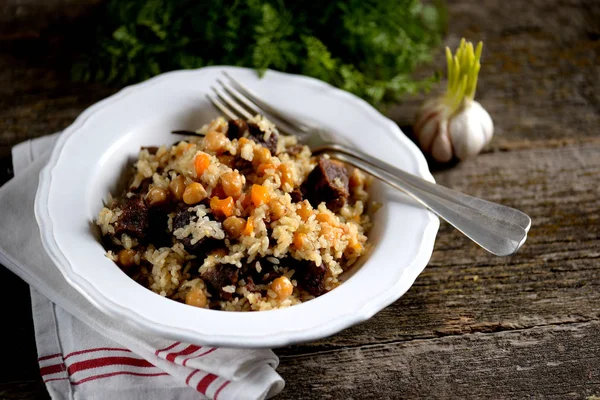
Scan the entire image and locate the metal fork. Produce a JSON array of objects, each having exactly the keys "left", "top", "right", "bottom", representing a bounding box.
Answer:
[{"left": 207, "top": 72, "right": 531, "bottom": 256}]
